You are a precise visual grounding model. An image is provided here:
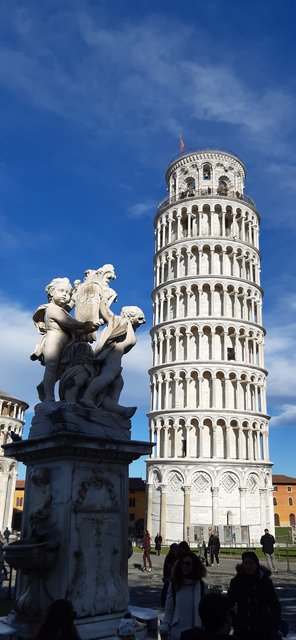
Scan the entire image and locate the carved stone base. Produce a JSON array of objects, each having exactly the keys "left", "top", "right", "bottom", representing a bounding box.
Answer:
[
  {"left": 75, "top": 611, "right": 146, "bottom": 640},
  {"left": 3, "top": 414, "right": 152, "bottom": 632},
  {"left": 30, "top": 402, "right": 132, "bottom": 440},
  {"left": 0, "top": 610, "right": 147, "bottom": 640}
]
